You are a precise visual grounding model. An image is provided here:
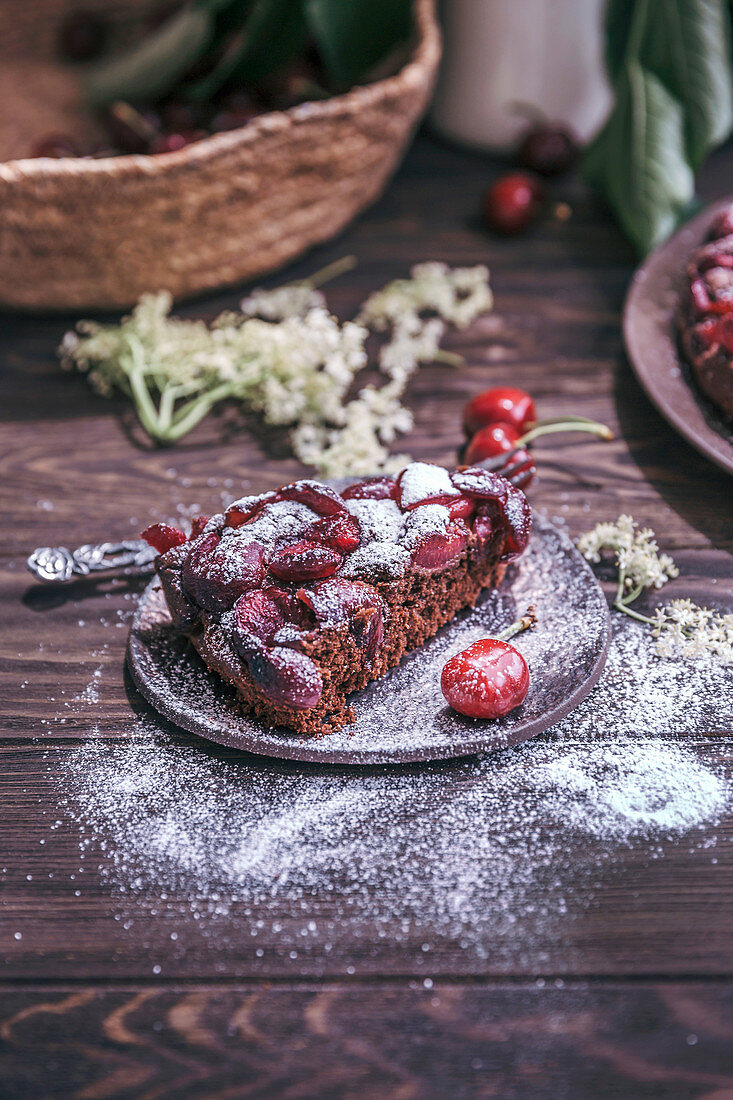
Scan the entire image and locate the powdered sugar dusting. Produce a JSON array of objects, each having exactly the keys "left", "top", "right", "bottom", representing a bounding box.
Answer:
[
  {"left": 57, "top": 638, "right": 732, "bottom": 952},
  {"left": 398, "top": 462, "right": 459, "bottom": 507}
]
